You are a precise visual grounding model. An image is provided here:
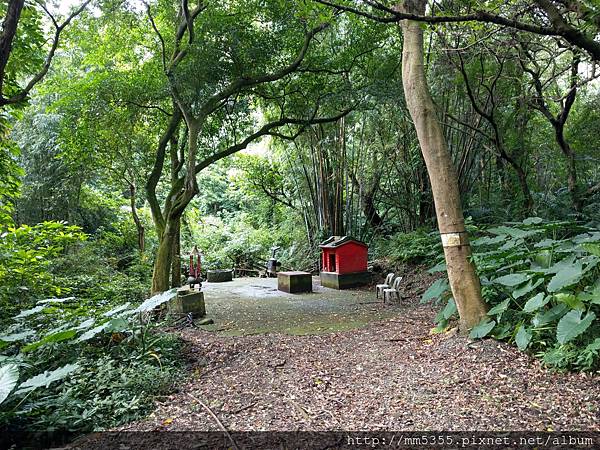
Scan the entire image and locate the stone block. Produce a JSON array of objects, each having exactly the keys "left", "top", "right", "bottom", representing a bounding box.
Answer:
[
  {"left": 207, "top": 269, "right": 233, "bottom": 282},
  {"left": 320, "top": 271, "right": 371, "bottom": 290},
  {"left": 169, "top": 289, "right": 205, "bottom": 317},
  {"left": 278, "top": 271, "right": 312, "bottom": 293}
]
